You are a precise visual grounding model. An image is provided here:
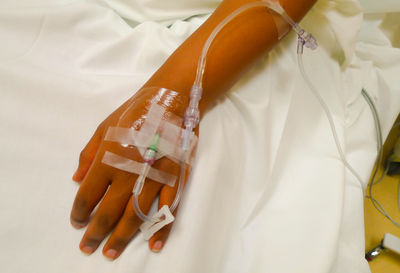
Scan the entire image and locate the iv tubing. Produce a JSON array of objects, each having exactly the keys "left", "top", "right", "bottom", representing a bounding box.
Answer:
[
  {"left": 362, "top": 89, "right": 383, "bottom": 154},
  {"left": 133, "top": 1, "right": 316, "bottom": 224},
  {"left": 195, "top": 0, "right": 286, "bottom": 88},
  {"left": 131, "top": 129, "right": 187, "bottom": 222},
  {"left": 132, "top": 160, "right": 187, "bottom": 223},
  {"left": 296, "top": 45, "right": 365, "bottom": 192},
  {"left": 132, "top": 163, "right": 152, "bottom": 222},
  {"left": 297, "top": 38, "right": 400, "bottom": 228},
  {"left": 160, "top": 0, "right": 315, "bottom": 223}
]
